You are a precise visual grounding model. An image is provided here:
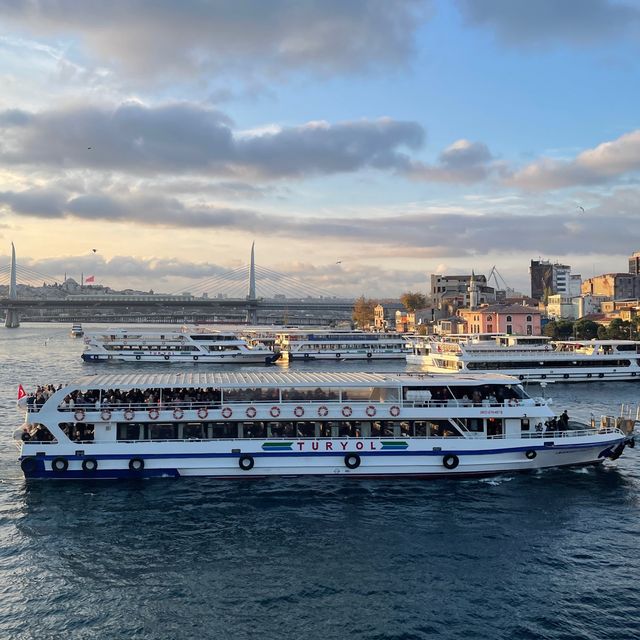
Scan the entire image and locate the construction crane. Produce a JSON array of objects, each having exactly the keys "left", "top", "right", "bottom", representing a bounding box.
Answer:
[{"left": 487, "top": 265, "right": 515, "bottom": 297}]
